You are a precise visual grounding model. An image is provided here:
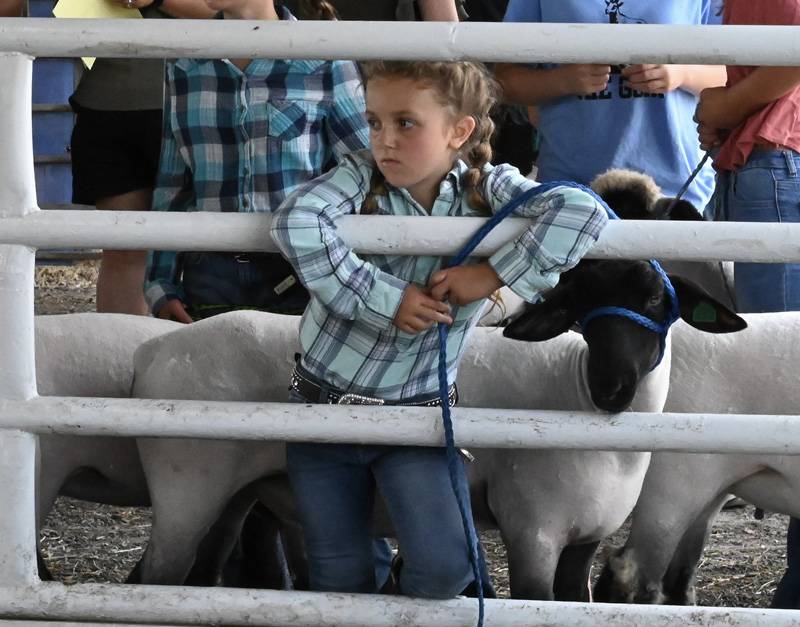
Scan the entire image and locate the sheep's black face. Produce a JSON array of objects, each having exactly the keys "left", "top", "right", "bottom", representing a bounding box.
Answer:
[
  {"left": 573, "top": 260, "right": 669, "bottom": 412},
  {"left": 504, "top": 259, "right": 745, "bottom": 411},
  {"left": 503, "top": 259, "right": 671, "bottom": 413}
]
